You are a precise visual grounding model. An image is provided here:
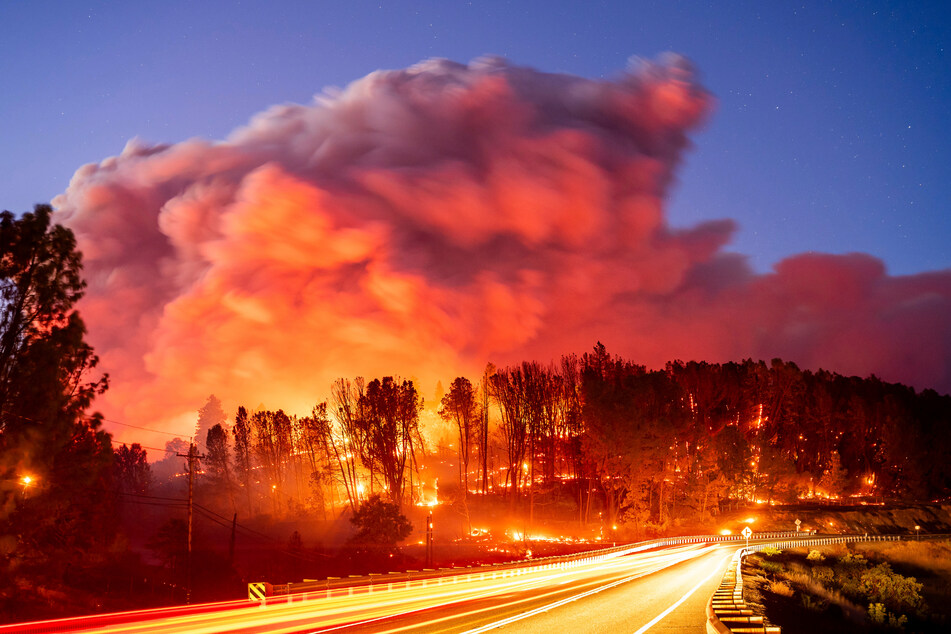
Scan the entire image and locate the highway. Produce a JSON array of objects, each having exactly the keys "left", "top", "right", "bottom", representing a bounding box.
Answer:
[
  {"left": 0, "top": 540, "right": 746, "bottom": 634},
  {"left": 331, "top": 542, "right": 733, "bottom": 634}
]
